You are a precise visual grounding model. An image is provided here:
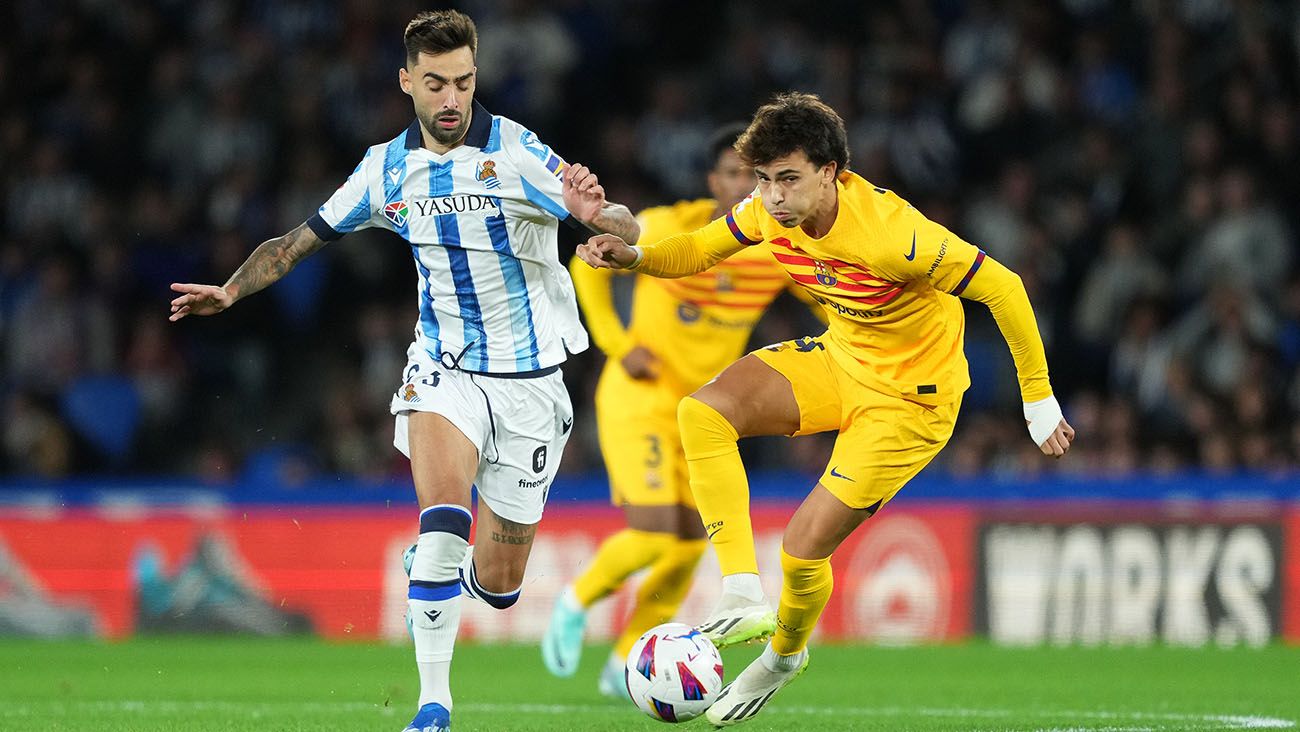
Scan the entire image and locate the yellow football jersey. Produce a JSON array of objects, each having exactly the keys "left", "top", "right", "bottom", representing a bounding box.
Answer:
[
  {"left": 632, "top": 172, "right": 1052, "bottom": 406},
  {"left": 570, "top": 198, "right": 794, "bottom": 395}
]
